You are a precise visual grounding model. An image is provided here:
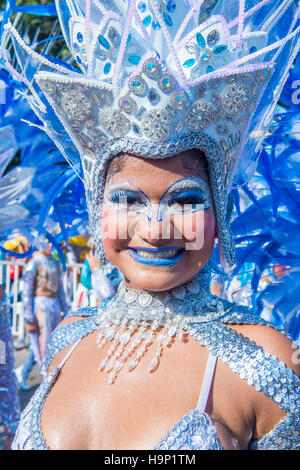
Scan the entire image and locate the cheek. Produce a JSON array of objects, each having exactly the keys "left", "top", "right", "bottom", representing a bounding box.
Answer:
[
  {"left": 101, "top": 205, "right": 125, "bottom": 255},
  {"left": 101, "top": 205, "right": 138, "bottom": 254},
  {"left": 173, "top": 209, "right": 215, "bottom": 247}
]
